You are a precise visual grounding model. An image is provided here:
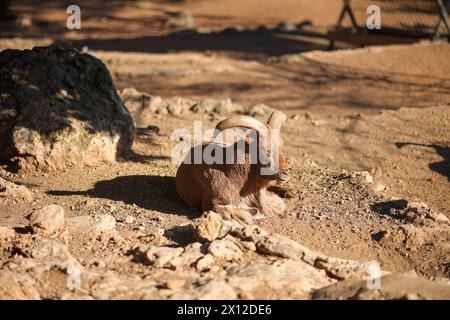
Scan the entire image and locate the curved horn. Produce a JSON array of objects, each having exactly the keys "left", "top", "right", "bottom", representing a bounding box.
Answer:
[
  {"left": 267, "top": 111, "right": 284, "bottom": 129},
  {"left": 215, "top": 115, "right": 268, "bottom": 136}
]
